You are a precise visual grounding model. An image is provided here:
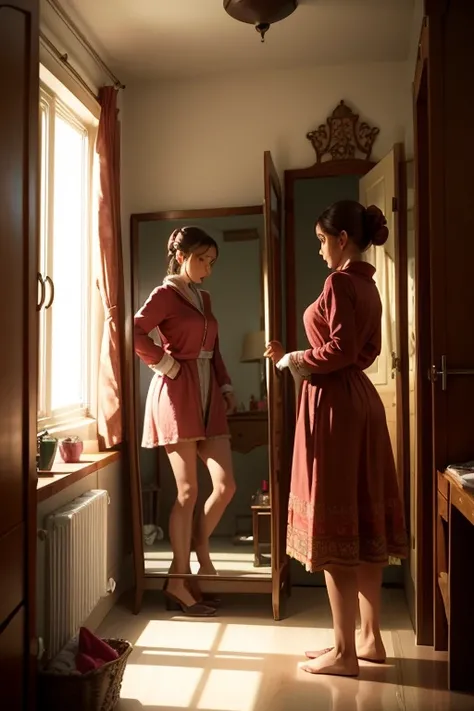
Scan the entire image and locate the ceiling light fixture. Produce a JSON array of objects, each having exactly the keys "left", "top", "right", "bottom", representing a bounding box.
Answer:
[{"left": 223, "top": 0, "right": 299, "bottom": 43}]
